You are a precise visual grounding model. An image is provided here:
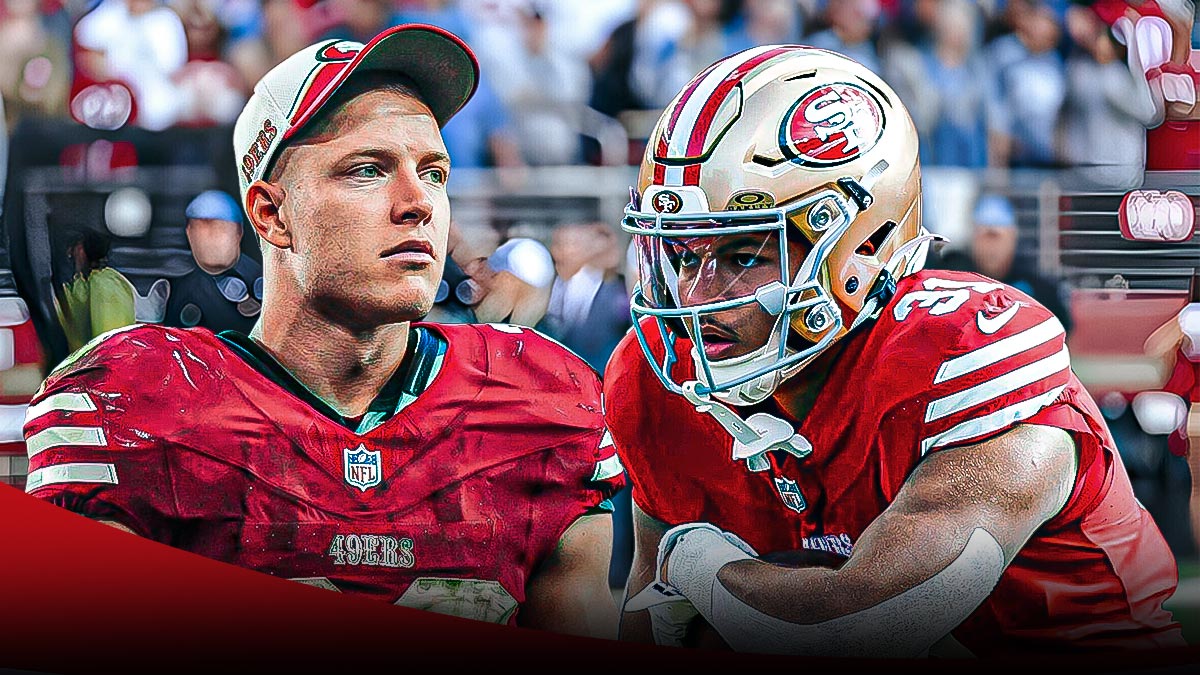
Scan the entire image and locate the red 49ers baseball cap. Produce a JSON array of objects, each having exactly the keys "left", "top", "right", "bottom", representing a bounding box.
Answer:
[{"left": 233, "top": 24, "right": 478, "bottom": 210}]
